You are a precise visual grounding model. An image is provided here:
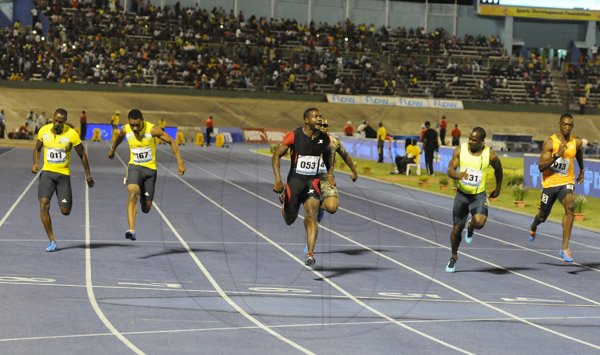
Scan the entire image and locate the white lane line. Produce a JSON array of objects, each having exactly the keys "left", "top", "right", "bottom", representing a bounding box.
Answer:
[
  {"left": 85, "top": 169, "right": 145, "bottom": 354},
  {"left": 208, "top": 147, "right": 600, "bottom": 252},
  {"left": 0, "top": 147, "right": 14, "bottom": 157},
  {"left": 2, "top": 280, "right": 599, "bottom": 308},
  {"left": 3, "top": 314, "right": 600, "bottom": 344},
  {"left": 338, "top": 191, "right": 600, "bottom": 273},
  {"left": 158, "top": 162, "right": 473, "bottom": 354},
  {"left": 176, "top": 154, "right": 600, "bottom": 350},
  {"left": 151, "top": 201, "right": 315, "bottom": 355},
  {"left": 0, "top": 172, "right": 38, "bottom": 228},
  {"left": 193, "top": 149, "right": 600, "bottom": 305},
  {"left": 110, "top": 148, "right": 313, "bottom": 355},
  {"left": 193, "top": 148, "right": 600, "bottom": 270}
]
